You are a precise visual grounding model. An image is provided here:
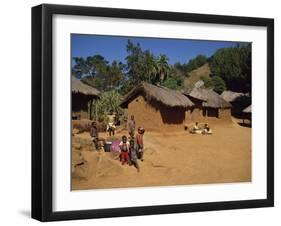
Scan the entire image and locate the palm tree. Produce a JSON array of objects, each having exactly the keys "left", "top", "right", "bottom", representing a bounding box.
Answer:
[
  {"left": 143, "top": 50, "right": 157, "bottom": 83},
  {"left": 156, "top": 54, "right": 170, "bottom": 84}
]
